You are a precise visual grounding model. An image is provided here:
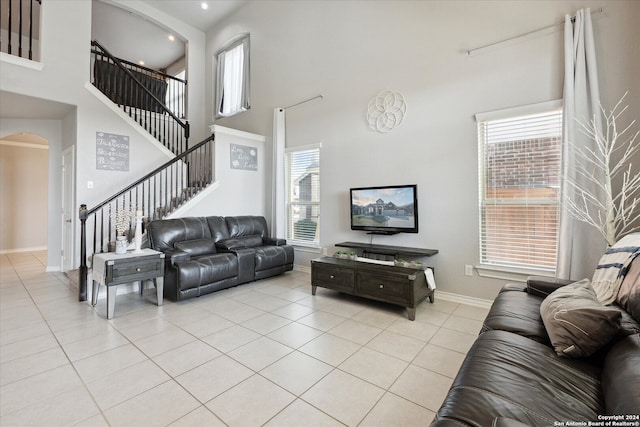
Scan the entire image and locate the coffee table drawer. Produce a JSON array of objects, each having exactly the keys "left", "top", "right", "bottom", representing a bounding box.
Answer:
[
  {"left": 356, "top": 271, "right": 408, "bottom": 304},
  {"left": 312, "top": 264, "right": 355, "bottom": 293}
]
